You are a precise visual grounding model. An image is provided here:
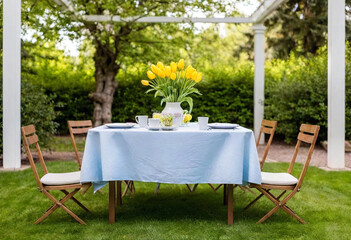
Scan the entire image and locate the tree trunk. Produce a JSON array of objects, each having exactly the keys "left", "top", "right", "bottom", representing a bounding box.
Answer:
[{"left": 91, "top": 43, "right": 119, "bottom": 126}]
